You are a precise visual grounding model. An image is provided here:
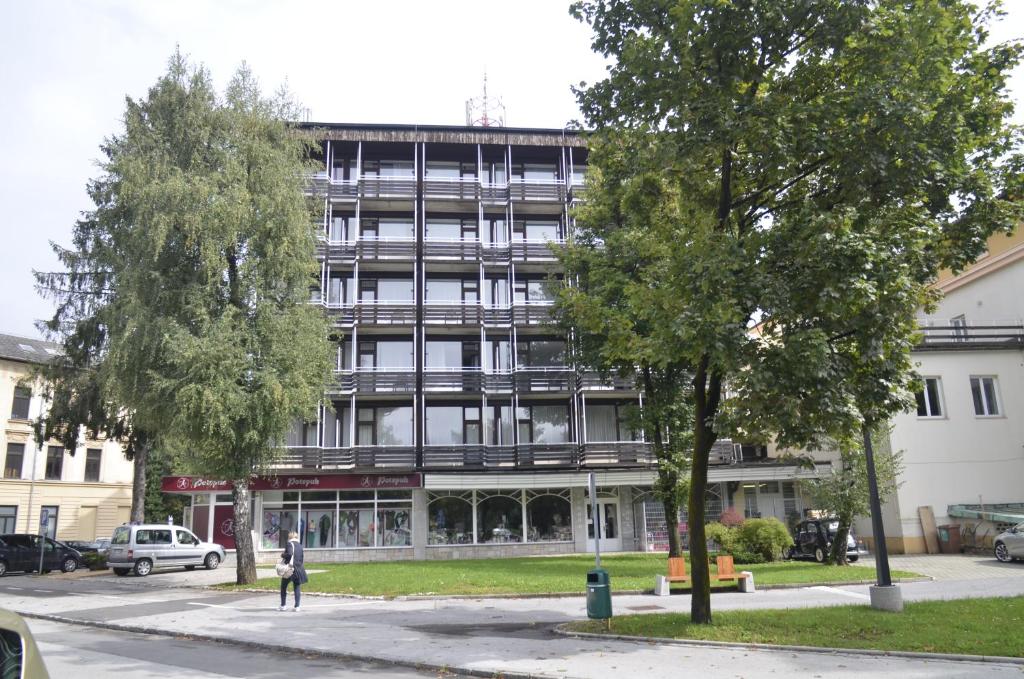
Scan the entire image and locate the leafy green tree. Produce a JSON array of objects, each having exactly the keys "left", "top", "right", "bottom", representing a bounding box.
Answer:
[
  {"left": 804, "top": 431, "right": 902, "bottom": 565},
  {"left": 35, "top": 53, "right": 332, "bottom": 584},
  {"left": 569, "top": 0, "right": 1022, "bottom": 623}
]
